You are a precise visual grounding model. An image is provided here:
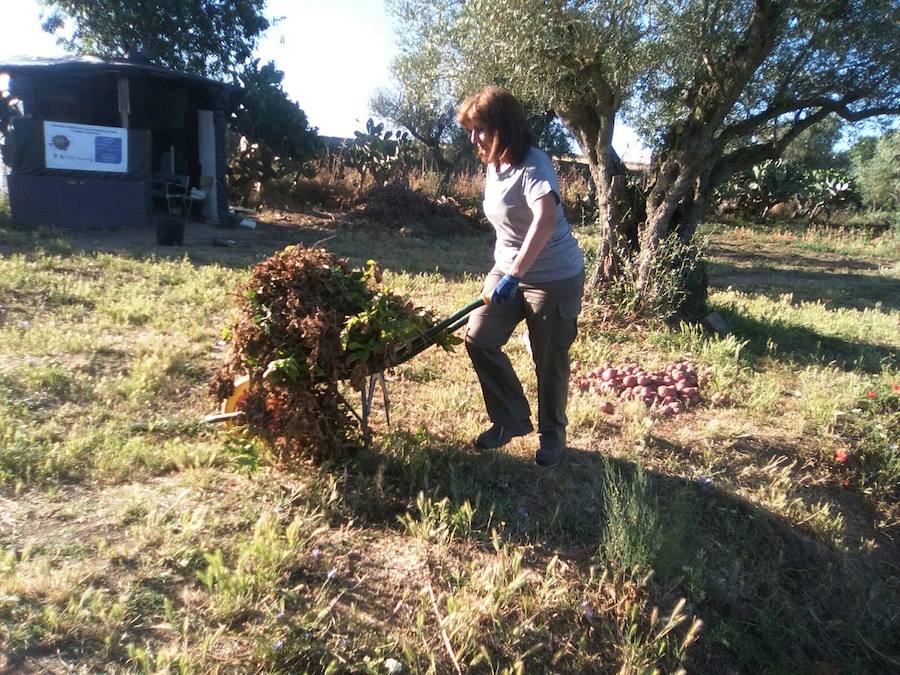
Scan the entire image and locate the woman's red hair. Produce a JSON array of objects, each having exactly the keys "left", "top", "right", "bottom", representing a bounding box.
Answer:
[{"left": 457, "top": 86, "right": 534, "bottom": 169}]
